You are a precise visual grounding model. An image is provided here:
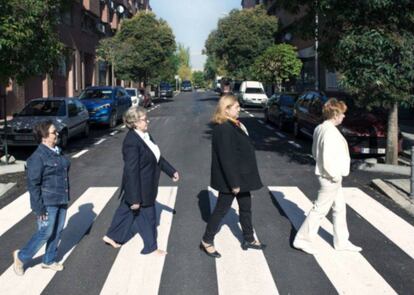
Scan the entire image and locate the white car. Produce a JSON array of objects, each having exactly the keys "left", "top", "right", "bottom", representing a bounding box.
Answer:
[
  {"left": 126, "top": 88, "right": 139, "bottom": 106},
  {"left": 238, "top": 81, "right": 268, "bottom": 107}
]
